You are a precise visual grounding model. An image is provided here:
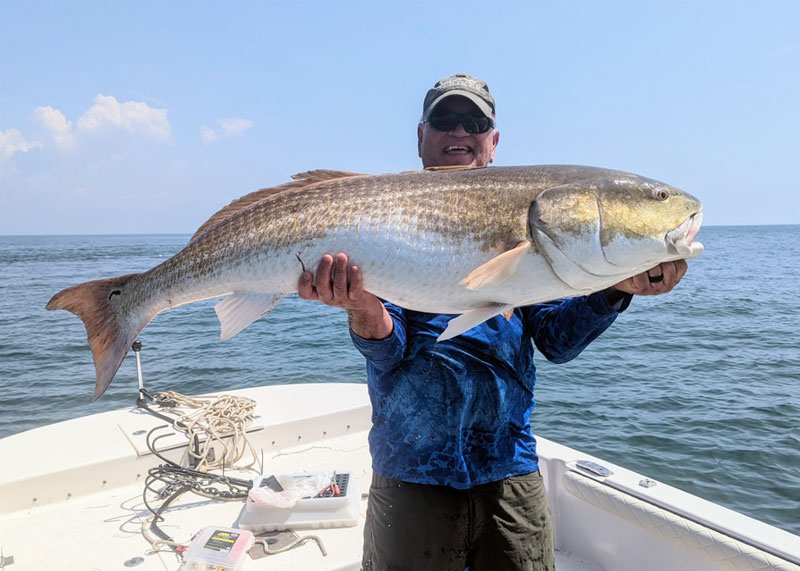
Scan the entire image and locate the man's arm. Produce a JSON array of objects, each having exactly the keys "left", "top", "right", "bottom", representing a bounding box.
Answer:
[
  {"left": 528, "top": 260, "right": 691, "bottom": 363},
  {"left": 297, "top": 252, "right": 393, "bottom": 340}
]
